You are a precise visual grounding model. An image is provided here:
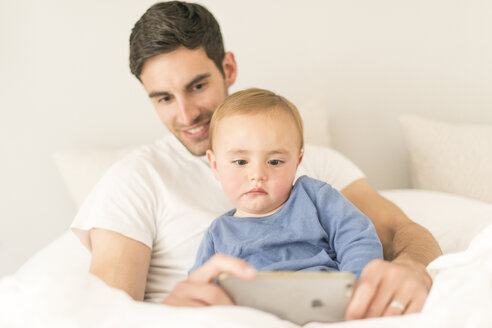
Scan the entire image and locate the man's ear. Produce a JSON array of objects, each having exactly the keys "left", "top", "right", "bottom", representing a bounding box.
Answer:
[
  {"left": 222, "top": 51, "right": 237, "bottom": 88},
  {"left": 206, "top": 149, "right": 220, "bottom": 180},
  {"left": 296, "top": 151, "right": 304, "bottom": 168}
]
